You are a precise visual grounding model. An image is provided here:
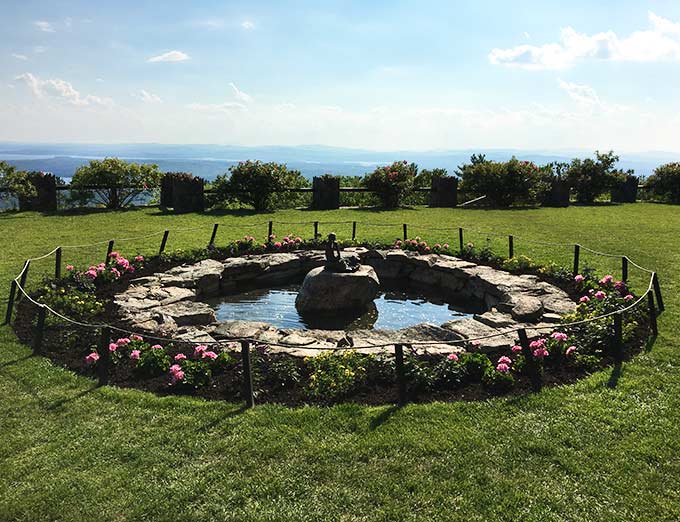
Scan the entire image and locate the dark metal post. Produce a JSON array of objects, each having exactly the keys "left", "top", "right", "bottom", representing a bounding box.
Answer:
[
  {"left": 459, "top": 227, "right": 464, "bottom": 252},
  {"left": 209, "top": 223, "right": 219, "bottom": 247},
  {"left": 352, "top": 221, "right": 357, "bottom": 241},
  {"left": 34, "top": 305, "right": 47, "bottom": 354},
  {"left": 241, "top": 340, "right": 255, "bottom": 408},
  {"left": 55, "top": 247, "right": 62, "bottom": 279},
  {"left": 159, "top": 230, "right": 169, "bottom": 255},
  {"left": 97, "top": 326, "right": 111, "bottom": 386},
  {"left": 105, "top": 240, "right": 114, "bottom": 264},
  {"left": 652, "top": 273, "right": 664, "bottom": 313},
  {"left": 621, "top": 256, "right": 628, "bottom": 283},
  {"left": 648, "top": 292, "right": 658, "bottom": 336},
  {"left": 518, "top": 328, "right": 542, "bottom": 391},
  {"left": 394, "top": 344, "right": 407, "bottom": 405},
  {"left": 18, "top": 260, "right": 30, "bottom": 299},
  {"left": 313, "top": 221, "right": 319, "bottom": 240},
  {"left": 268, "top": 221, "right": 273, "bottom": 241},
  {"left": 403, "top": 224, "right": 408, "bottom": 241},
  {"left": 573, "top": 244, "right": 580, "bottom": 276},
  {"left": 4, "top": 279, "right": 17, "bottom": 325},
  {"left": 613, "top": 314, "right": 623, "bottom": 362},
  {"left": 508, "top": 235, "right": 514, "bottom": 259}
]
